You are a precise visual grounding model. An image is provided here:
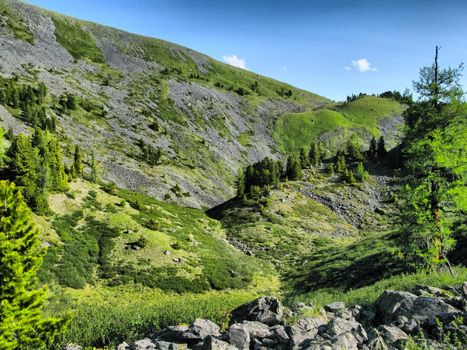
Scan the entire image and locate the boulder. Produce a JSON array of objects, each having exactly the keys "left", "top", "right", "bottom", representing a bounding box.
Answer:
[
  {"left": 331, "top": 331, "right": 359, "bottom": 350},
  {"left": 462, "top": 282, "right": 467, "bottom": 298},
  {"left": 377, "top": 325, "right": 408, "bottom": 348},
  {"left": 230, "top": 296, "right": 283, "bottom": 326},
  {"left": 191, "top": 319, "right": 221, "bottom": 339},
  {"left": 117, "top": 342, "right": 130, "bottom": 350},
  {"left": 287, "top": 317, "right": 326, "bottom": 349},
  {"left": 228, "top": 323, "right": 250, "bottom": 350},
  {"left": 367, "top": 329, "right": 389, "bottom": 350},
  {"left": 132, "top": 338, "right": 156, "bottom": 350},
  {"left": 193, "top": 336, "right": 237, "bottom": 350},
  {"left": 156, "top": 319, "right": 220, "bottom": 345},
  {"left": 375, "top": 290, "right": 460, "bottom": 327},
  {"left": 241, "top": 321, "right": 272, "bottom": 339},
  {"left": 270, "top": 325, "right": 290, "bottom": 344},
  {"left": 324, "top": 302, "right": 346, "bottom": 313}
]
